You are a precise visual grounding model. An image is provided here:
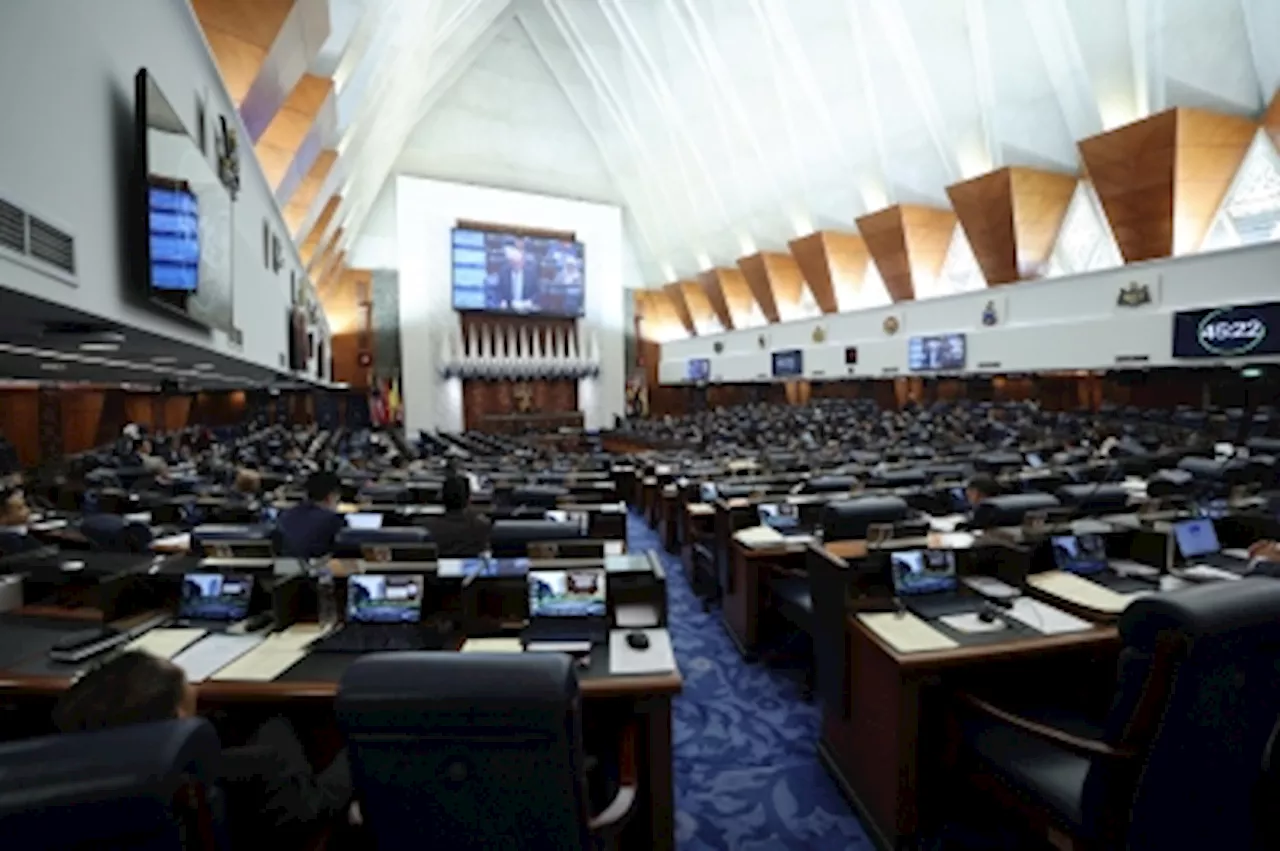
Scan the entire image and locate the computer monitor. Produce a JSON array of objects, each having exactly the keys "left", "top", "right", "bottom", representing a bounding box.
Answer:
[
  {"left": 1050, "top": 534, "right": 1108, "bottom": 575},
  {"left": 1173, "top": 518, "right": 1221, "bottom": 559},
  {"left": 345, "top": 513, "right": 384, "bottom": 531},
  {"left": 1026, "top": 453, "right": 1044, "bottom": 468},
  {"left": 949, "top": 487, "right": 970, "bottom": 512},
  {"left": 889, "top": 550, "right": 958, "bottom": 596},
  {"left": 758, "top": 502, "right": 799, "bottom": 531},
  {"left": 700, "top": 483, "right": 718, "bottom": 503},
  {"left": 179, "top": 573, "right": 254, "bottom": 621},
  {"left": 346, "top": 574, "right": 423, "bottom": 623},
  {"left": 528, "top": 569, "right": 607, "bottom": 618}
]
